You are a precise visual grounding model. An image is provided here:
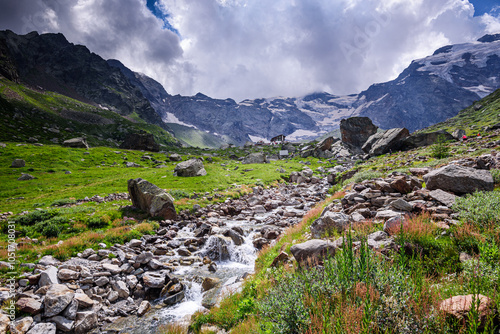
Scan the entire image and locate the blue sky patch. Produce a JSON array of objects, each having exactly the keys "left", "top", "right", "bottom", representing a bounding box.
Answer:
[
  {"left": 469, "top": 0, "right": 499, "bottom": 16},
  {"left": 146, "top": 0, "right": 179, "bottom": 34}
]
